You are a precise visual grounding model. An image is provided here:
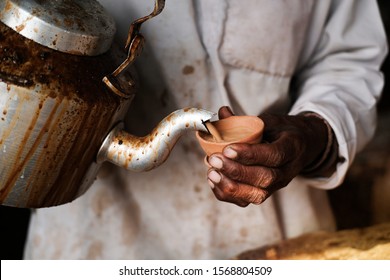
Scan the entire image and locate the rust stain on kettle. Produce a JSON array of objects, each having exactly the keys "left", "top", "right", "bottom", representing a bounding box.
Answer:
[
  {"left": 0, "top": 22, "right": 136, "bottom": 207},
  {"left": 2, "top": 1, "right": 13, "bottom": 15},
  {"left": 15, "top": 16, "right": 34, "bottom": 33}
]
